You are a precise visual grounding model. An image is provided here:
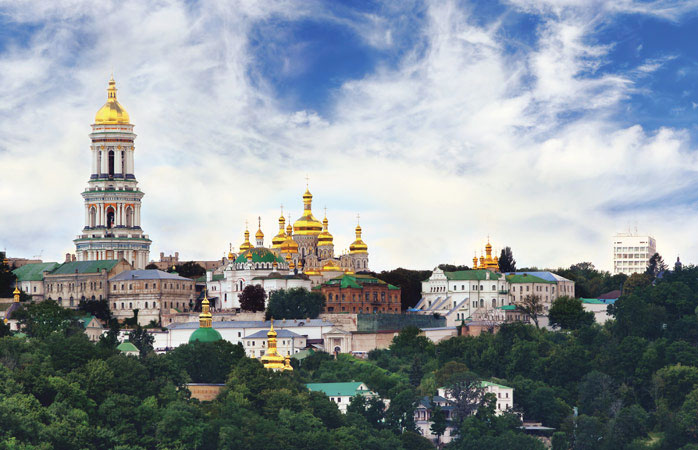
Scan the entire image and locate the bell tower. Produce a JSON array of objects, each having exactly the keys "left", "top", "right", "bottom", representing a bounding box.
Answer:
[{"left": 73, "top": 77, "right": 151, "bottom": 269}]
